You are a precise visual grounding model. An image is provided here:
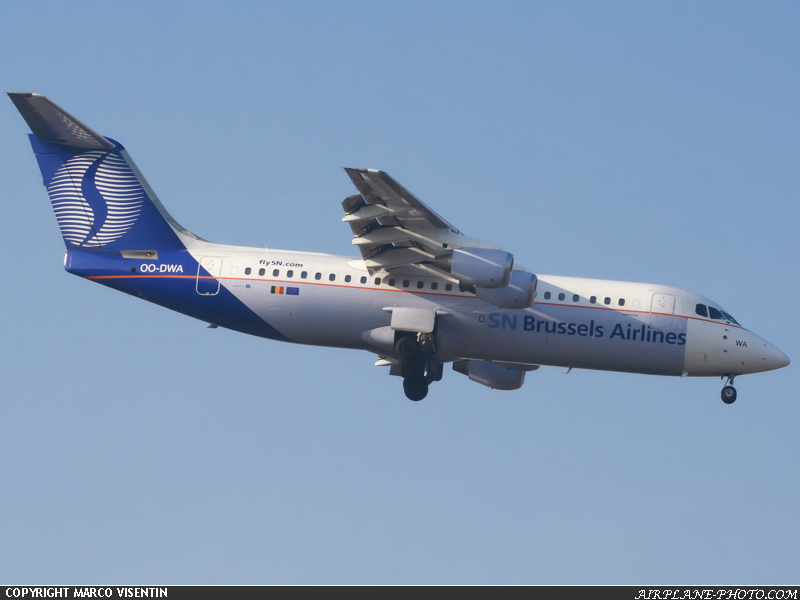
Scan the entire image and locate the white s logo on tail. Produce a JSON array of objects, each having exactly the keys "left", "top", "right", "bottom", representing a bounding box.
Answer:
[{"left": 48, "top": 151, "right": 144, "bottom": 247}]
